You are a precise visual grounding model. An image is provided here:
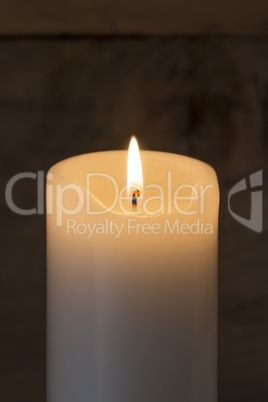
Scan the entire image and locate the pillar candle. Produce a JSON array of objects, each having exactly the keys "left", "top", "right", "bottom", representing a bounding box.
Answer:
[{"left": 47, "top": 138, "right": 219, "bottom": 402}]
